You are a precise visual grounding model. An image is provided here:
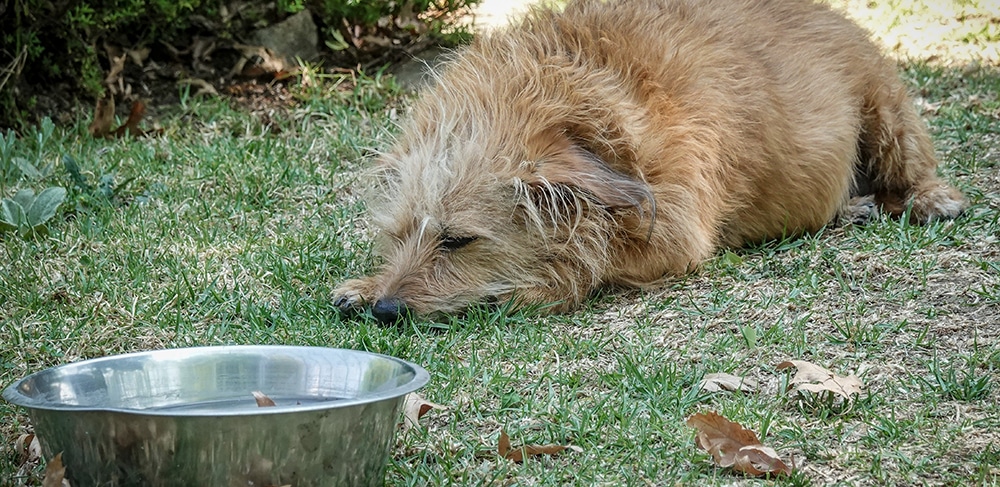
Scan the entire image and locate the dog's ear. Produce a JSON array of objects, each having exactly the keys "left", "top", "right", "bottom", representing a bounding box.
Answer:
[
  {"left": 538, "top": 144, "right": 653, "bottom": 211},
  {"left": 519, "top": 135, "right": 654, "bottom": 220}
]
